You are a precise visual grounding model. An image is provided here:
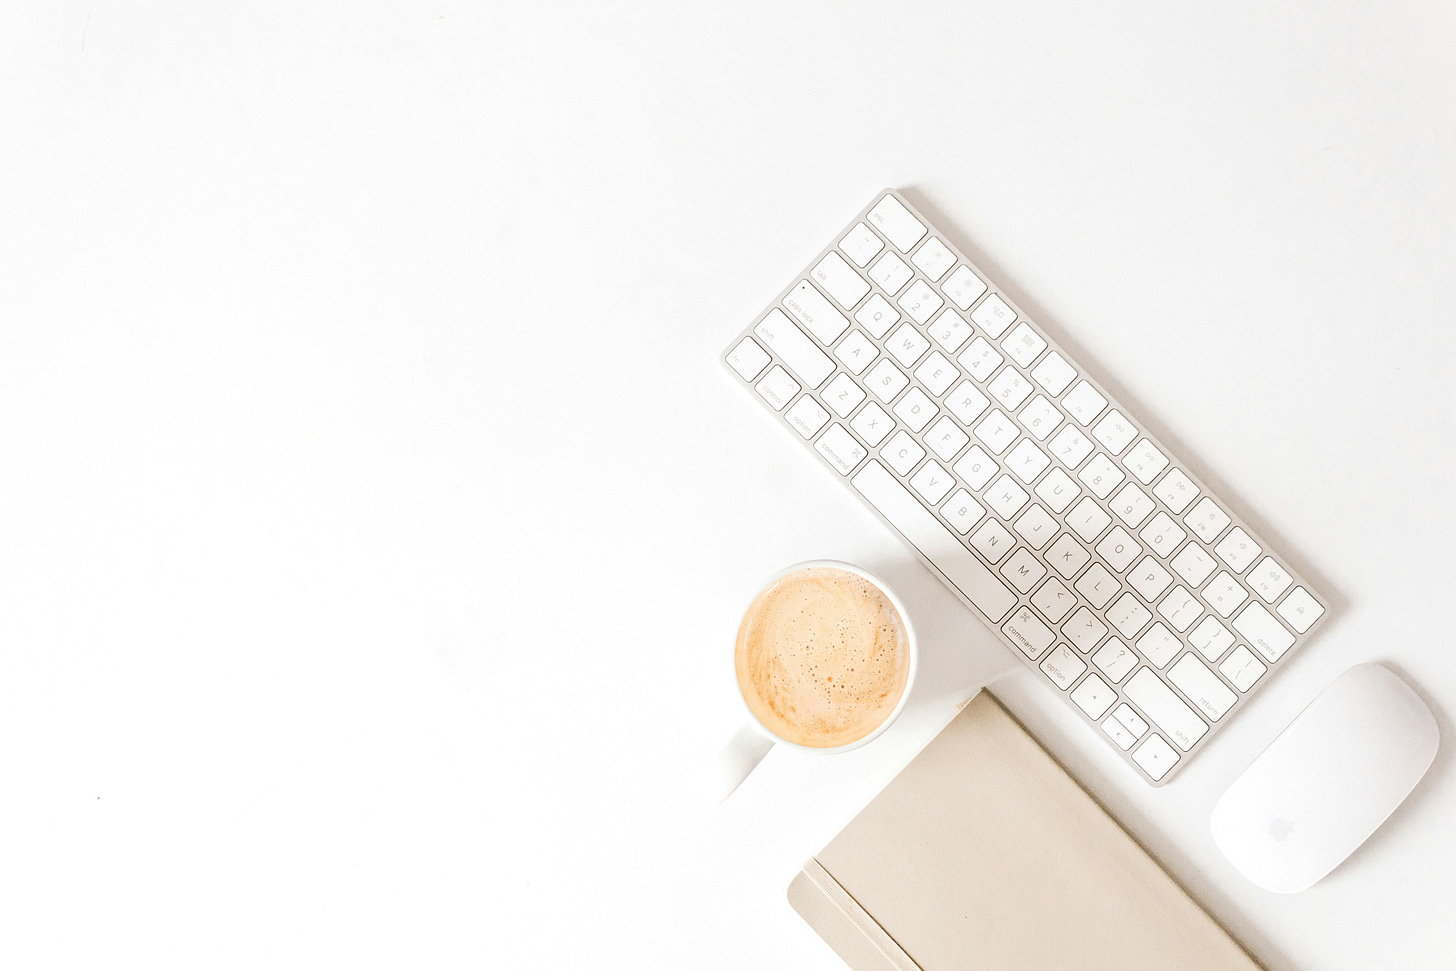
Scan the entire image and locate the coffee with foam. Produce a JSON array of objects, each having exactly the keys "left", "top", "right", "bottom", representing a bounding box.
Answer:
[{"left": 735, "top": 566, "right": 910, "bottom": 748}]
